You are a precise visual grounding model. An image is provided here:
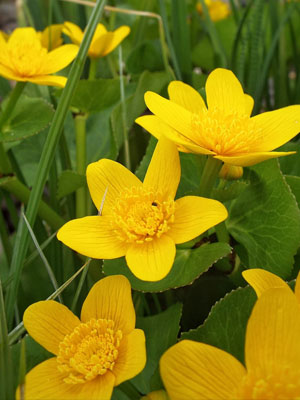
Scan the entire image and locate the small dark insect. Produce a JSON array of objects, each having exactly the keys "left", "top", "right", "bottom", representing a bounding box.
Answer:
[{"left": 152, "top": 202, "right": 158, "bottom": 206}]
